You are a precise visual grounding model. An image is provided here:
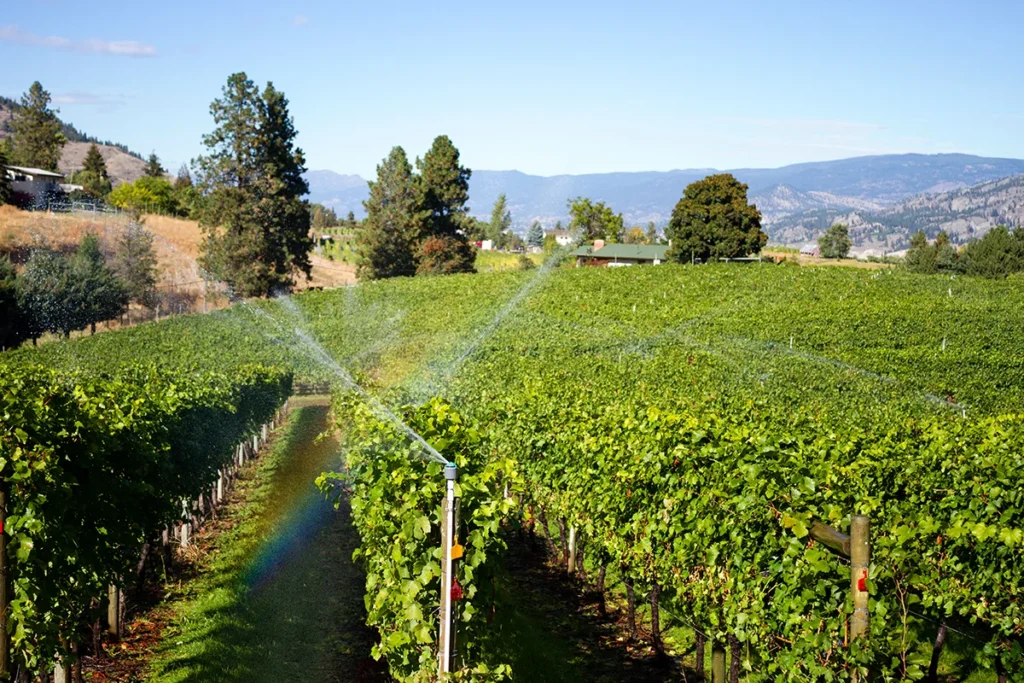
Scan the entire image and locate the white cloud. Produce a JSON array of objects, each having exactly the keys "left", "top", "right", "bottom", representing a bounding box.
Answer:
[
  {"left": 0, "top": 25, "right": 157, "bottom": 57},
  {"left": 51, "top": 92, "right": 126, "bottom": 108},
  {"left": 293, "top": 14, "right": 309, "bottom": 26}
]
